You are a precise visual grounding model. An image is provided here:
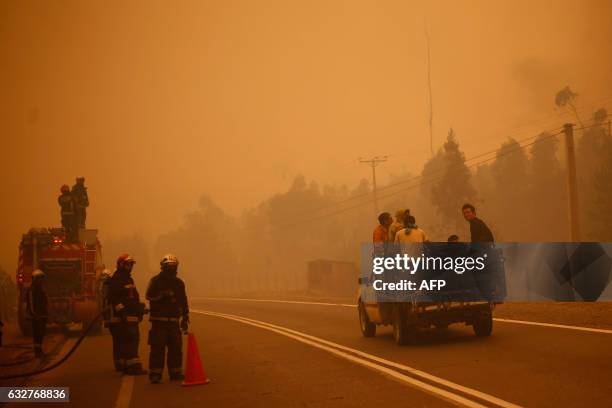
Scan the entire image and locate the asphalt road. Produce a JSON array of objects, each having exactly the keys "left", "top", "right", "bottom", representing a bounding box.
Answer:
[{"left": 5, "top": 298, "right": 612, "bottom": 407}]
